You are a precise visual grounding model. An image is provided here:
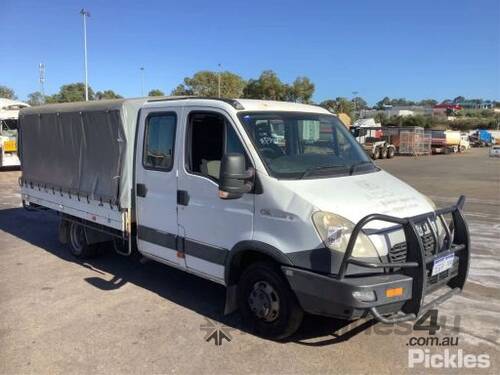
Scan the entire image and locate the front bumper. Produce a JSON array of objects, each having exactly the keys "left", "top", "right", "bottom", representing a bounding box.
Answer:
[{"left": 284, "top": 196, "right": 470, "bottom": 323}]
